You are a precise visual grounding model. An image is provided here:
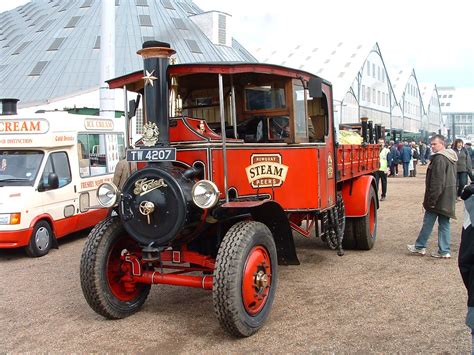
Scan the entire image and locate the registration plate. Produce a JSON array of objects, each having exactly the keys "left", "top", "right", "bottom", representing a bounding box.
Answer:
[{"left": 127, "top": 148, "right": 176, "bottom": 162}]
